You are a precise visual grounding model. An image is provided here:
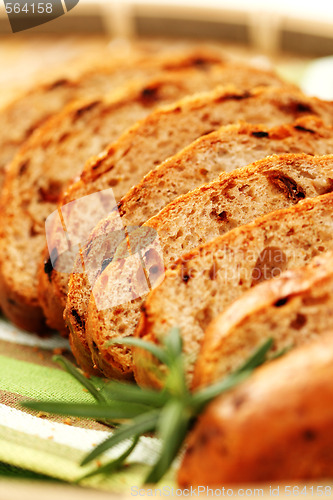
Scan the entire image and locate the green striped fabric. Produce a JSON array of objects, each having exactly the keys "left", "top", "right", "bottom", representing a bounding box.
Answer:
[{"left": 0, "top": 316, "right": 171, "bottom": 491}]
